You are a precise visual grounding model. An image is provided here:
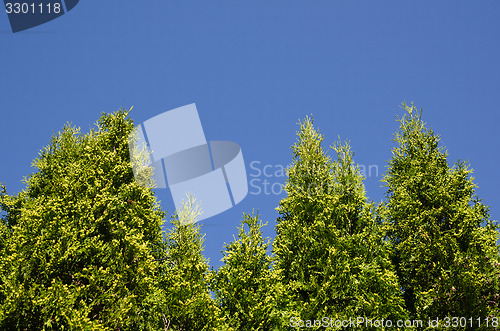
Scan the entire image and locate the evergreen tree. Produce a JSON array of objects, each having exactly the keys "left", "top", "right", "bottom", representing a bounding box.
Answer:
[
  {"left": 0, "top": 185, "right": 12, "bottom": 253},
  {"left": 0, "top": 109, "right": 167, "bottom": 330},
  {"left": 0, "top": 185, "right": 11, "bottom": 310},
  {"left": 159, "top": 195, "right": 222, "bottom": 330},
  {"left": 274, "top": 117, "right": 407, "bottom": 325},
  {"left": 211, "top": 212, "right": 284, "bottom": 330},
  {"left": 383, "top": 102, "right": 500, "bottom": 325}
]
